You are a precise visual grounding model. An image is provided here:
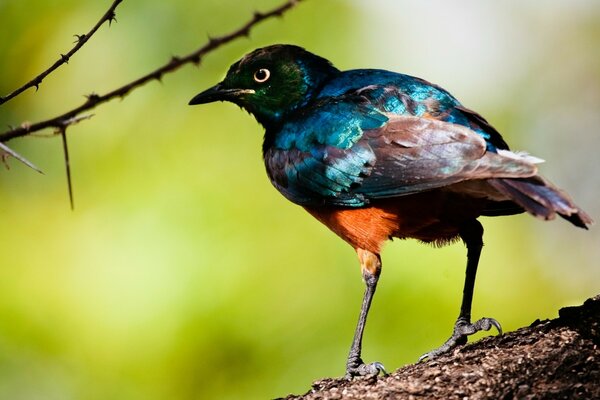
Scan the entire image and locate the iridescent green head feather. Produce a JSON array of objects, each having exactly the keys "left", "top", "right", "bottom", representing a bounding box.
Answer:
[{"left": 189, "top": 45, "right": 339, "bottom": 127}]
